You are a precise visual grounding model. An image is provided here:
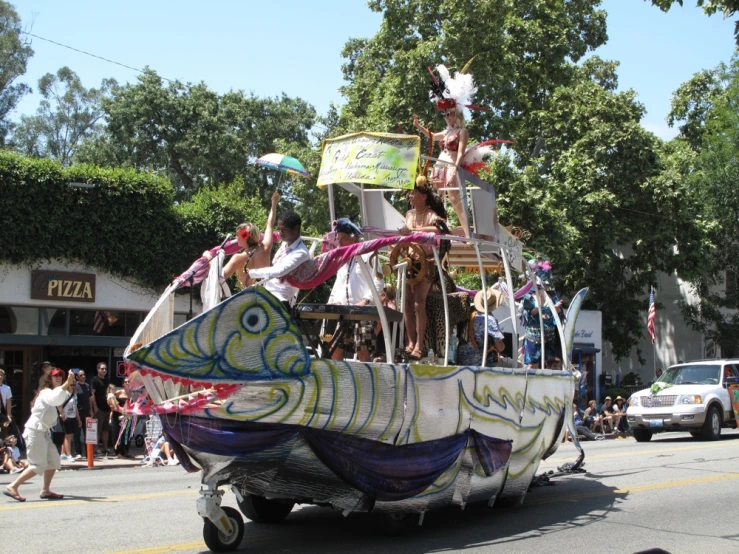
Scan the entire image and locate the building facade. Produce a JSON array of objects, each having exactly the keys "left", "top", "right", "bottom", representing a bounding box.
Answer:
[{"left": 0, "top": 259, "right": 197, "bottom": 423}]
